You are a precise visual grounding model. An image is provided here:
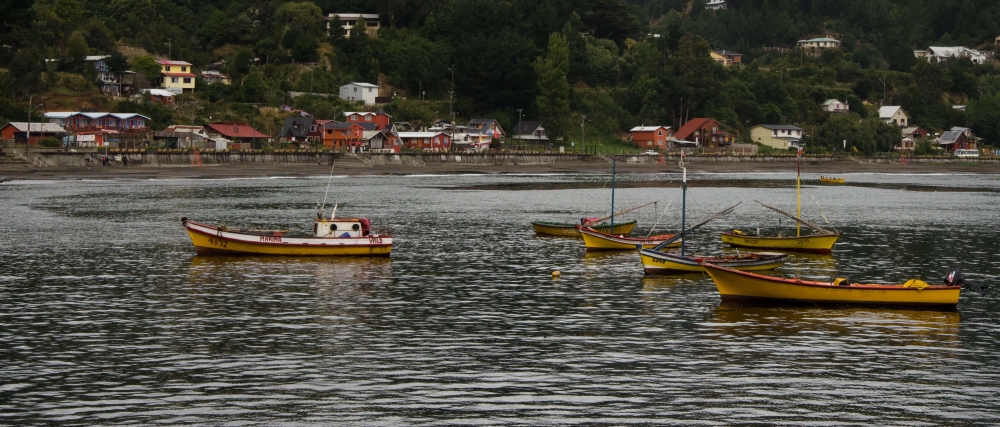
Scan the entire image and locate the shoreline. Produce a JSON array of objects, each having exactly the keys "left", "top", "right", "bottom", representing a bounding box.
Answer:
[{"left": 1, "top": 159, "right": 998, "bottom": 182}]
